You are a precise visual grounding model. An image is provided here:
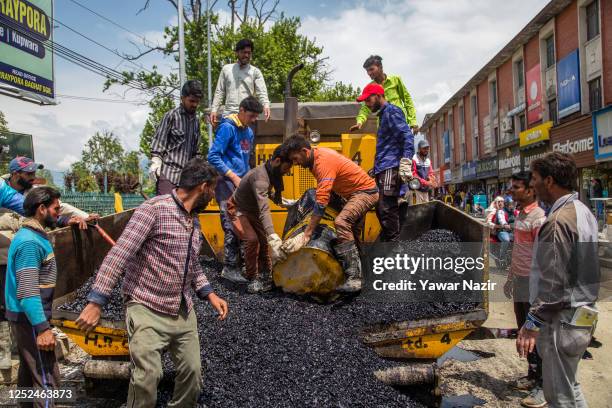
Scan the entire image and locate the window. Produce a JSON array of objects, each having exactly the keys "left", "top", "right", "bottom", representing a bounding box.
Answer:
[
  {"left": 518, "top": 114, "right": 526, "bottom": 132},
  {"left": 548, "top": 99, "right": 558, "bottom": 124},
  {"left": 473, "top": 135, "right": 479, "bottom": 159},
  {"left": 589, "top": 77, "right": 602, "bottom": 112},
  {"left": 471, "top": 95, "right": 478, "bottom": 120},
  {"left": 586, "top": 0, "right": 600, "bottom": 41},
  {"left": 545, "top": 35, "right": 555, "bottom": 68},
  {"left": 490, "top": 81, "right": 498, "bottom": 106},
  {"left": 459, "top": 106, "right": 464, "bottom": 125},
  {"left": 515, "top": 59, "right": 524, "bottom": 88},
  {"left": 493, "top": 127, "right": 499, "bottom": 149}
]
